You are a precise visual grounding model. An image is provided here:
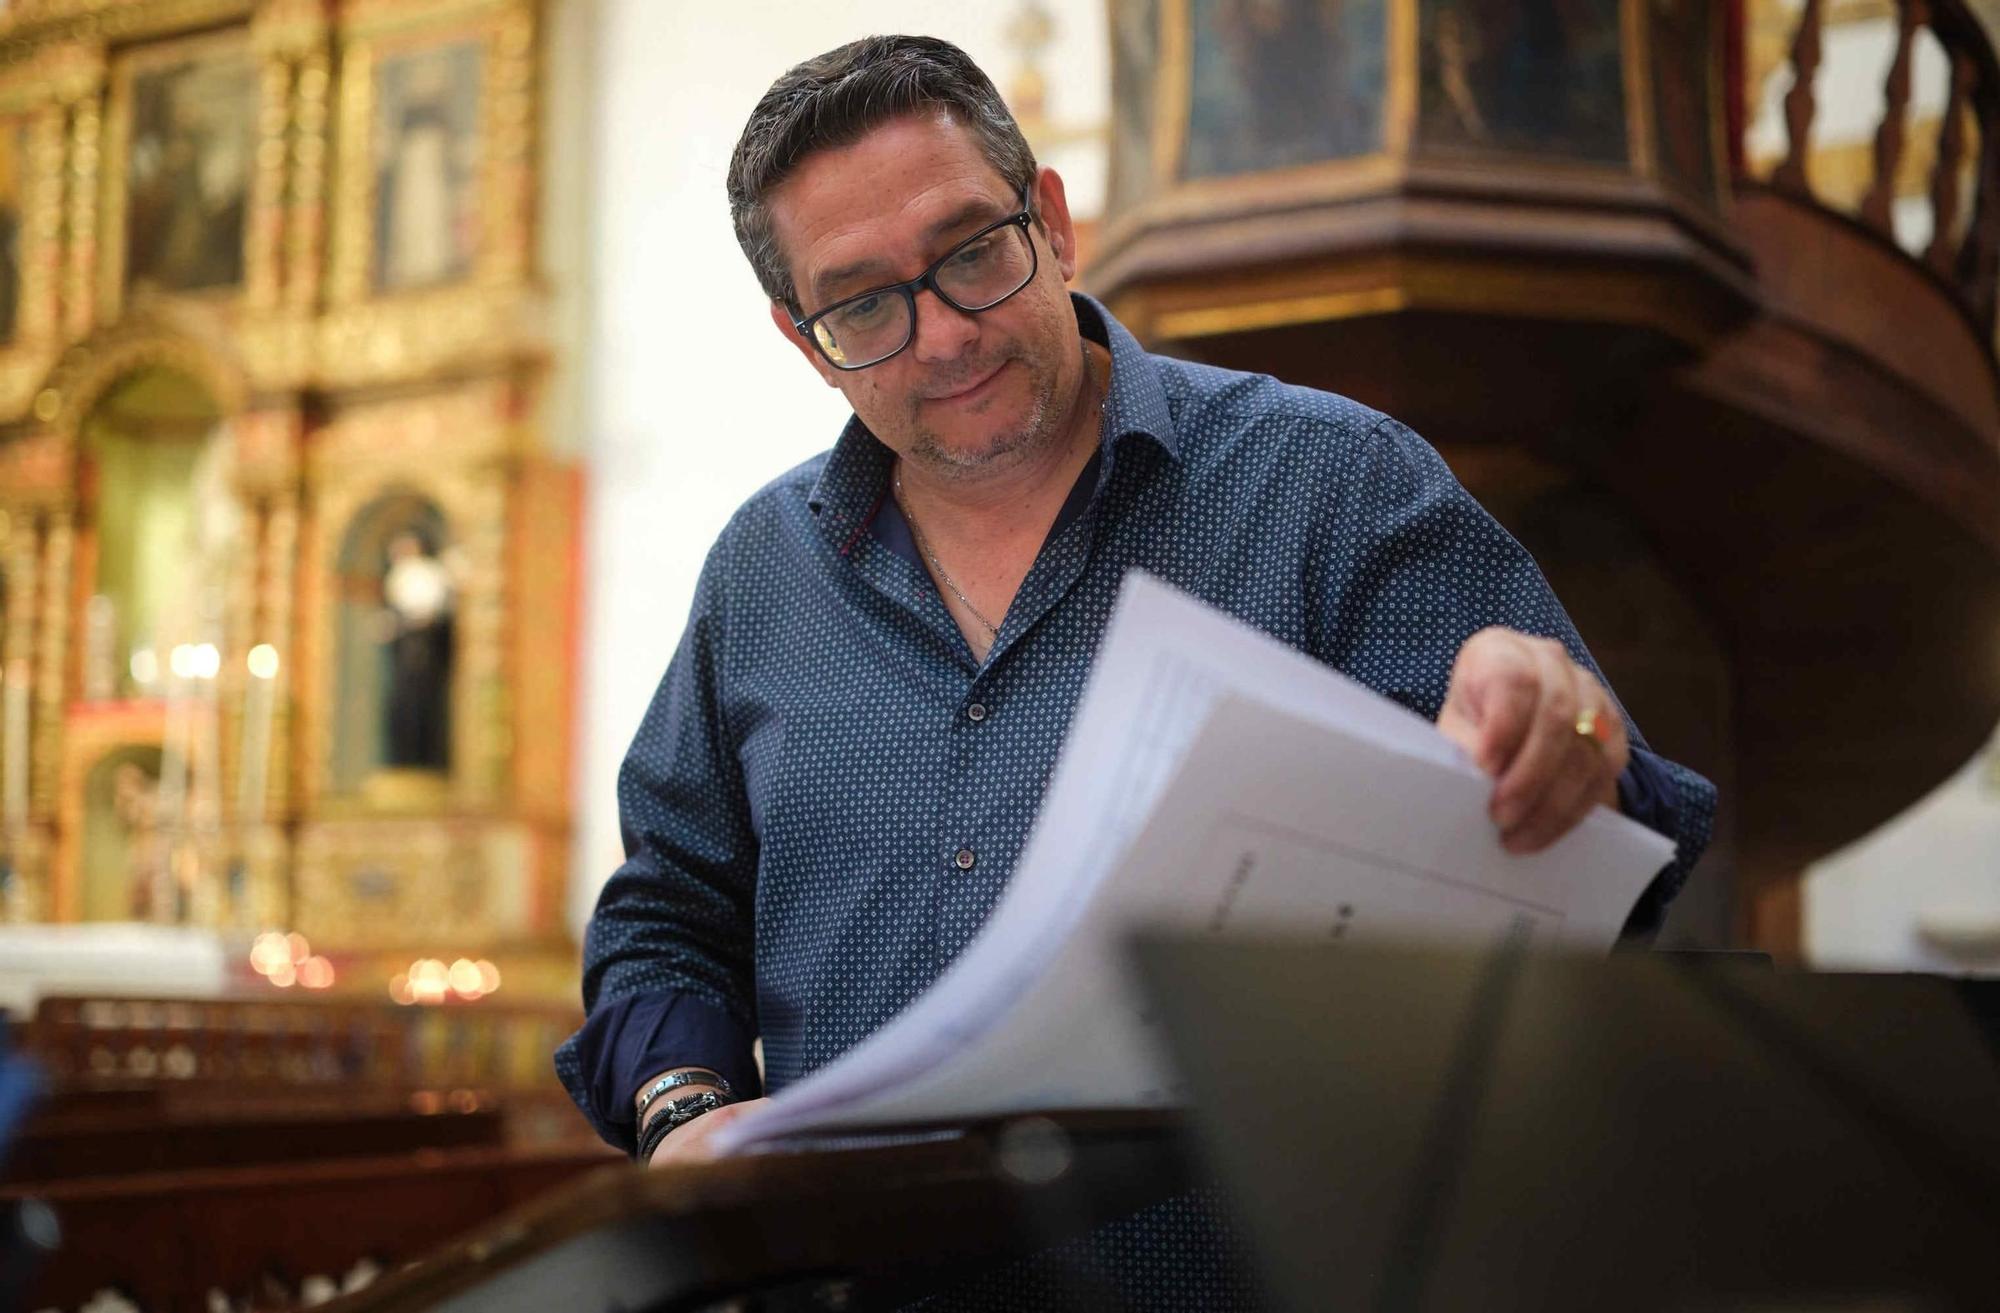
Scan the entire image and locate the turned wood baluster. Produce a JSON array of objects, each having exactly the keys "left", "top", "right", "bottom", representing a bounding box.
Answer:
[
  {"left": 1860, "top": 0, "right": 1926, "bottom": 233},
  {"left": 1771, "top": 0, "right": 1825, "bottom": 196},
  {"left": 1957, "top": 105, "right": 2000, "bottom": 329},
  {"left": 1925, "top": 51, "right": 1973, "bottom": 274}
]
